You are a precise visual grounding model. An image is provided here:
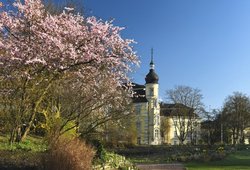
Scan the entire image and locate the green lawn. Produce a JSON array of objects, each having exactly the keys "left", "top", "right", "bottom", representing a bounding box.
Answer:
[
  {"left": 0, "top": 134, "right": 47, "bottom": 152},
  {"left": 185, "top": 150, "right": 250, "bottom": 170}
]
